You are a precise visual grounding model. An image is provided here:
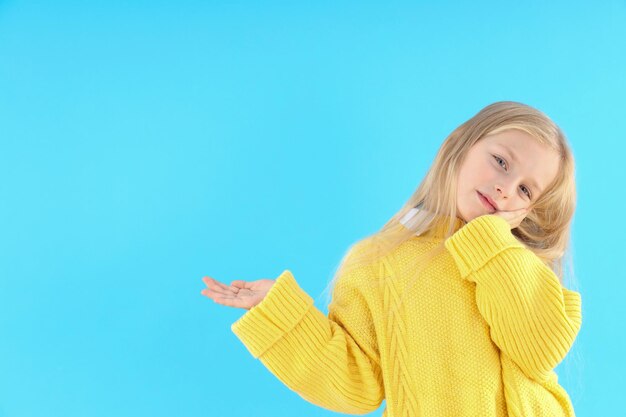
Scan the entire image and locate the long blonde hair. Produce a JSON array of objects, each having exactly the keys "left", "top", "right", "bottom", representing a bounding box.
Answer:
[{"left": 319, "top": 100, "right": 578, "bottom": 312}]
